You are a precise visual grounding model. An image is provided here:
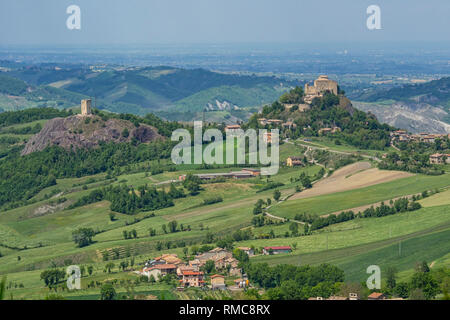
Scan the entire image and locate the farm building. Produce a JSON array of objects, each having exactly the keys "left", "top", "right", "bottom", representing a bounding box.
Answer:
[
  {"left": 189, "top": 259, "right": 201, "bottom": 271},
  {"left": 262, "top": 246, "right": 292, "bottom": 255},
  {"left": 286, "top": 156, "right": 303, "bottom": 167},
  {"left": 210, "top": 274, "right": 226, "bottom": 290},
  {"left": 429, "top": 153, "right": 450, "bottom": 164},
  {"left": 142, "top": 267, "right": 161, "bottom": 280},
  {"left": 237, "top": 247, "right": 254, "bottom": 256},
  {"left": 368, "top": 292, "right": 386, "bottom": 300},
  {"left": 282, "top": 121, "right": 297, "bottom": 129},
  {"left": 196, "top": 248, "right": 231, "bottom": 262},
  {"left": 225, "top": 124, "right": 241, "bottom": 133},
  {"left": 267, "top": 119, "right": 283, "bottom": 125},
  {"left": 142, "top": 264, "right": 177, "bottom": 279},
  {"left": 180, "top": 271, "right": 205, "bottom": 288},
  {"left": 177, "top": 265, "right": 196, "bottom": 277}
]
